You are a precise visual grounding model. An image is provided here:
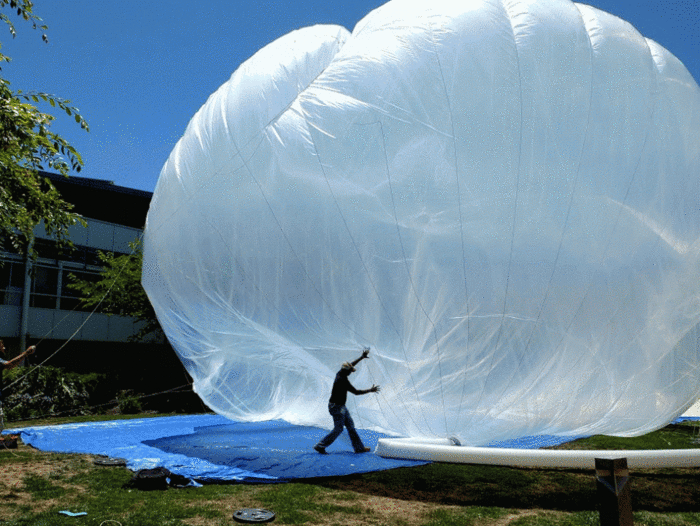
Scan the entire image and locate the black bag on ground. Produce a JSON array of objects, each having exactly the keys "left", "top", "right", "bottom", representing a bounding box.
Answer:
[{"left": 129, "top": 467, "right": 171, "bottom": 490}]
